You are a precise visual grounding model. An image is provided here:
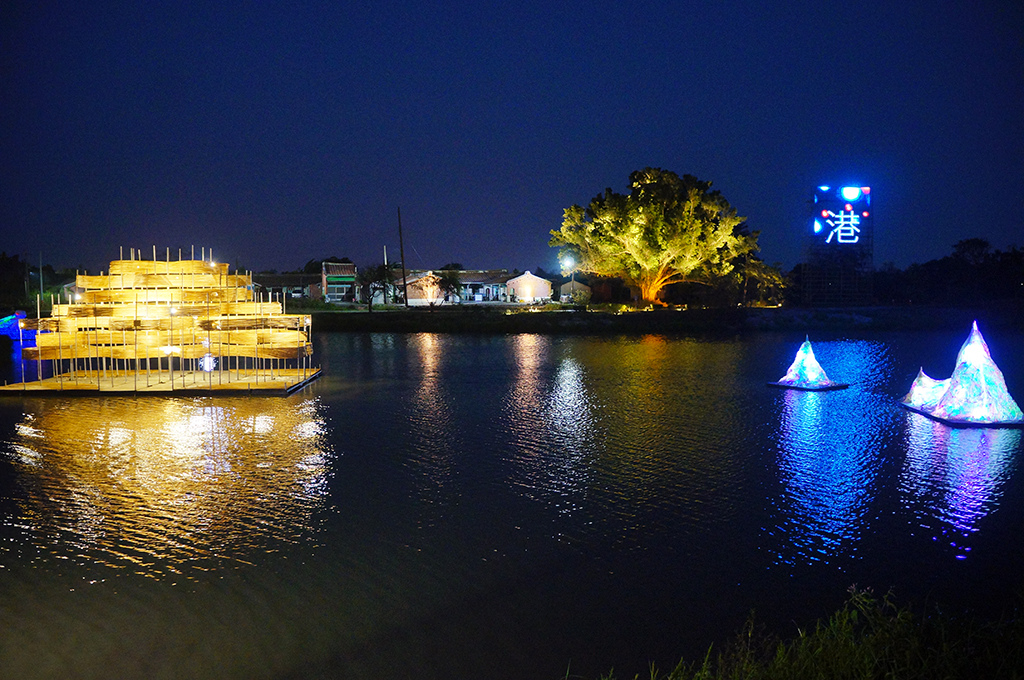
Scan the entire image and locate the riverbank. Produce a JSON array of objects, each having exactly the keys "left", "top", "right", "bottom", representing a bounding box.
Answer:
[
  {"left": 306, "top": 302, "right": 1024, "bottom": 335},
  {"left": 597, "top": 588, "right": 1024, "bottom": 680}
]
